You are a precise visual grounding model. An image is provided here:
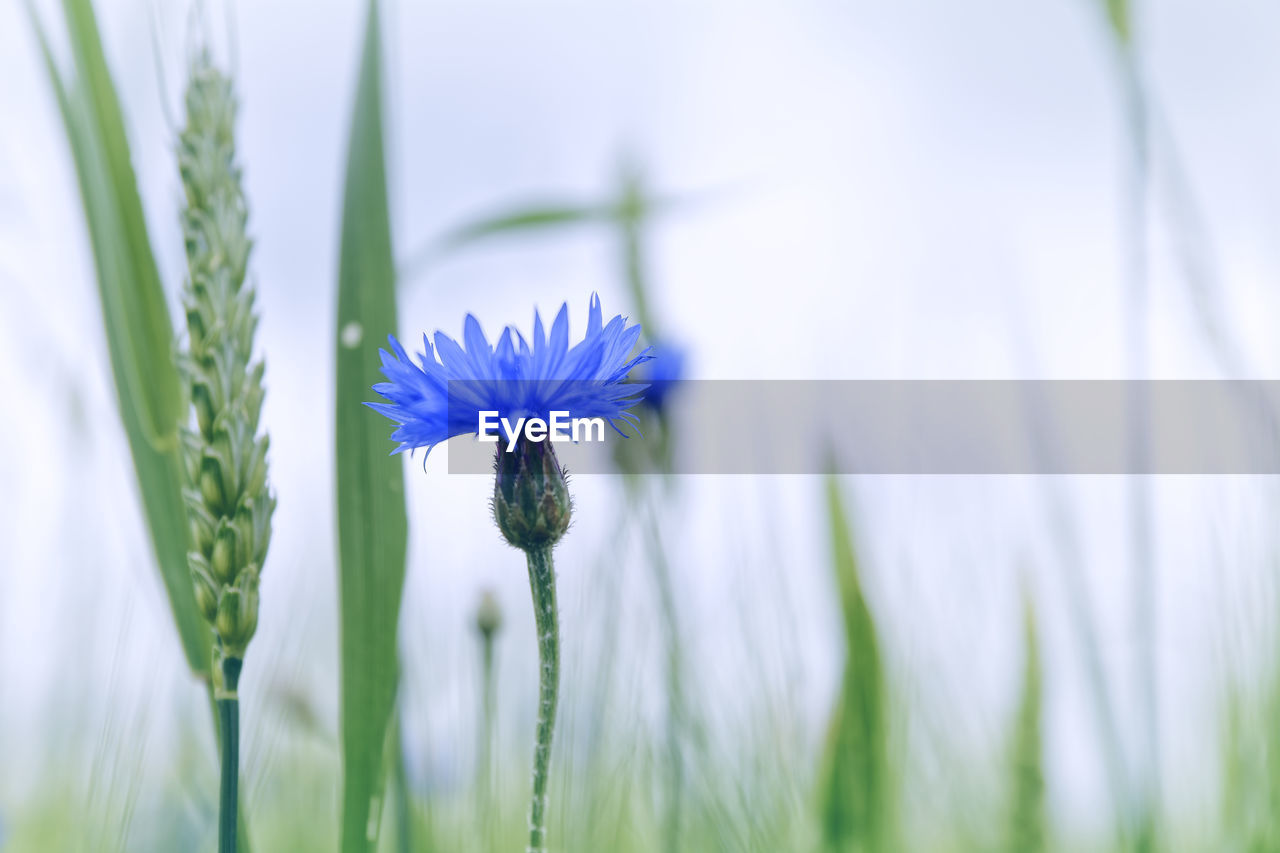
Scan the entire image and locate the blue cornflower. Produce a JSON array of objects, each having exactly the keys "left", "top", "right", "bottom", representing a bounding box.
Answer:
[
  {"left": 368, "top": 294, "right": 652, "bottom": 455},
  {"left": 639, "top": 340, "right": 686, "bottom": 414}
]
